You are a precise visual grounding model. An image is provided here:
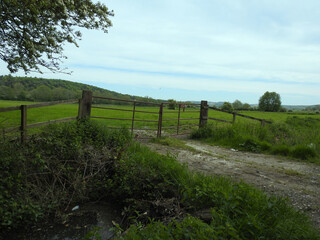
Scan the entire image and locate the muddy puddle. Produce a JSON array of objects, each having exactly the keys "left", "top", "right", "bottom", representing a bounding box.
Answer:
[{"left": 12, "top": 202, "right": 122, "bottom": 240}]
